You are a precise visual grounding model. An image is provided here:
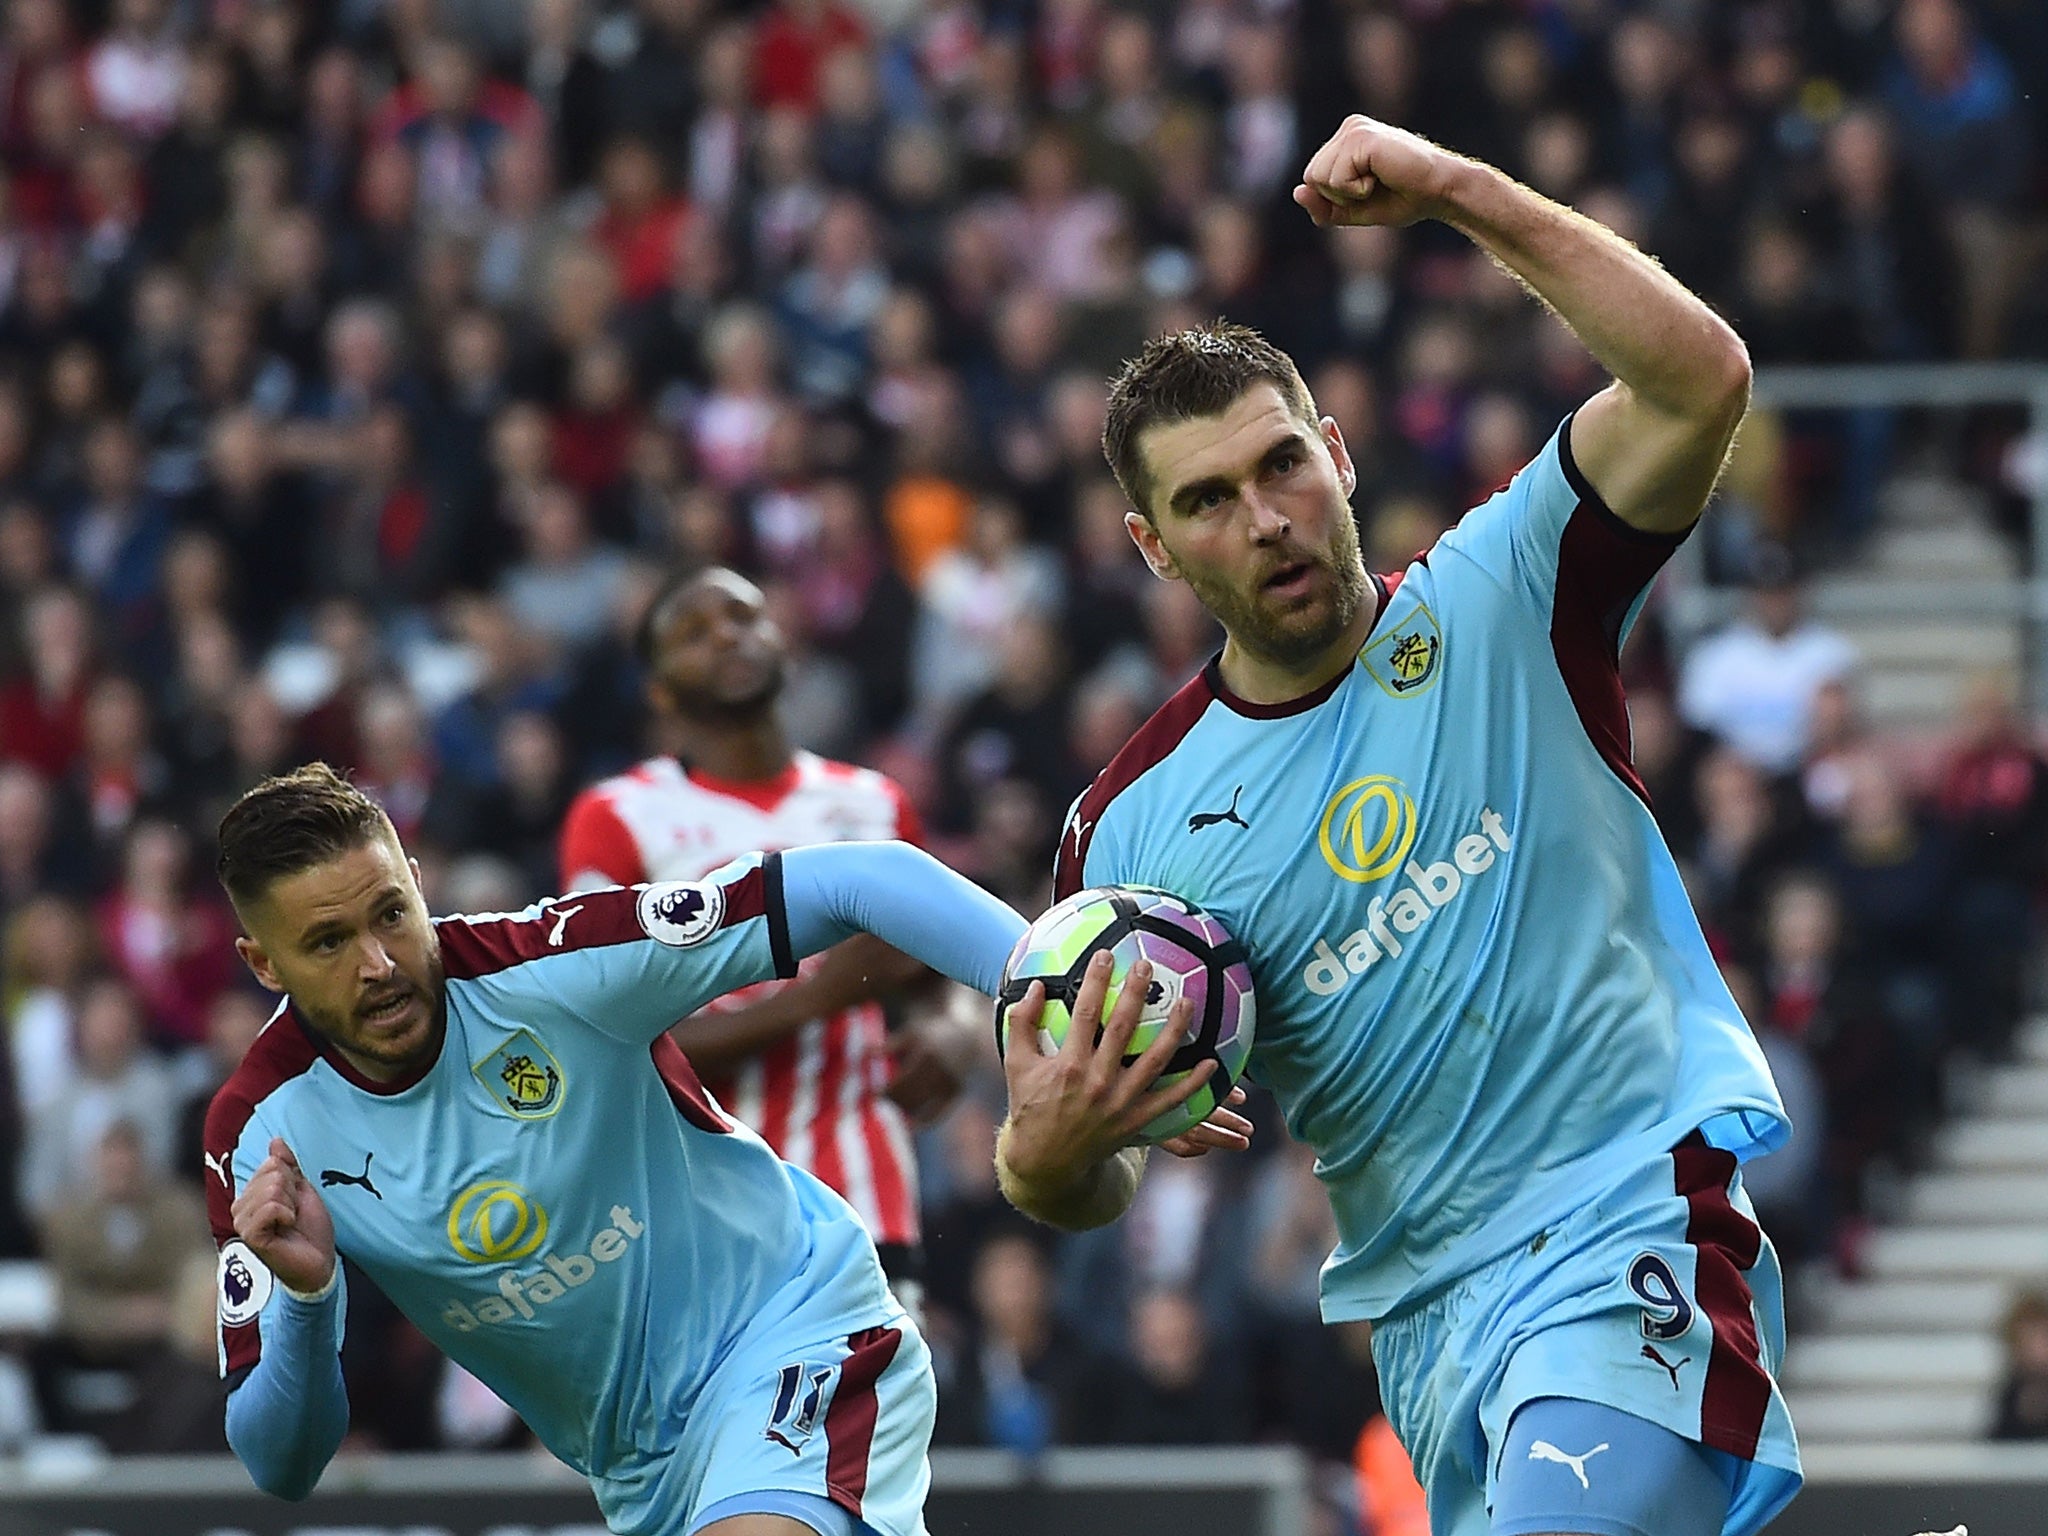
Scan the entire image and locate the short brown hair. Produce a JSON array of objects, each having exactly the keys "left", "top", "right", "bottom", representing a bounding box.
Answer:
[
  {"left": 216, "top": 763, "right": 393, "bottom": 909},
  {"left": 1101, "top": 321, "right": 1317, "bottom": 518}
]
